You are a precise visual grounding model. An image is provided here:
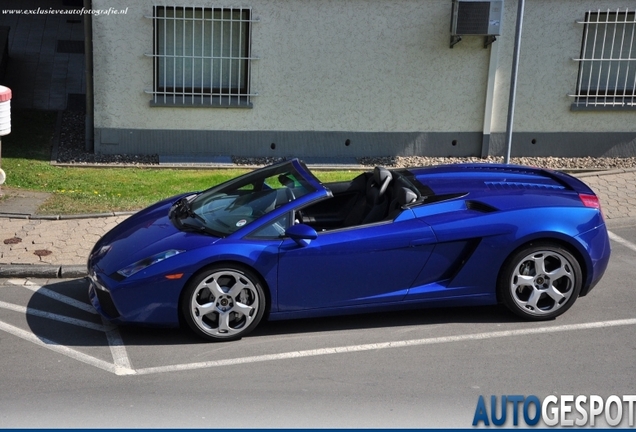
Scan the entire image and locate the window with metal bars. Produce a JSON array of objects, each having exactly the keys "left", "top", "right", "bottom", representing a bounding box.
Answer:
[
  {"left": 147, "top": 6, "right": 258, "bottom": 107},
  {"left": 571, "top": 9, "right": 636, "bottom": 110}
]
